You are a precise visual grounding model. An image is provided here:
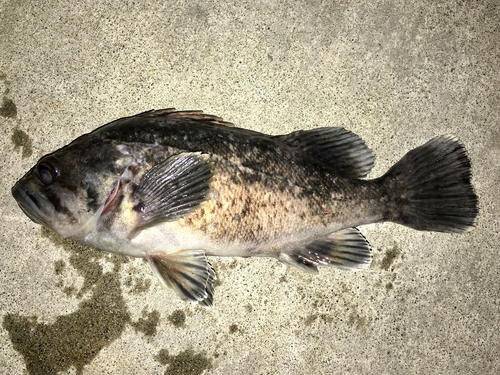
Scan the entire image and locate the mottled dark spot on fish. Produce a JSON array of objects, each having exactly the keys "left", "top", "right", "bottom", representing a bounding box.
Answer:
[
  {"left": 155, "top": 348, "right": 212, "bottom": 375},
  {"left": 133, "top": 199, "right": 146, "bottom": 213},
  {"left": 86, "top": 184, "right": 99, "bottom": 206},
  {"left": 54, "top": 177, "right": 80, "bottom": 195},
  {"left": 127, "top": 163, "right": 142, "bottom": 177},
  {"left": 0, "top": 97, "right": 17, "bottom": 118},
  {"left": 168, "top": 309, "right": 186, "bottom": 328},
  {"left": 11, "top": 128, "right": 32, "bottom": 157},
  {"left": 46, "top": 191, "right": 74, "bottom": 219}
]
